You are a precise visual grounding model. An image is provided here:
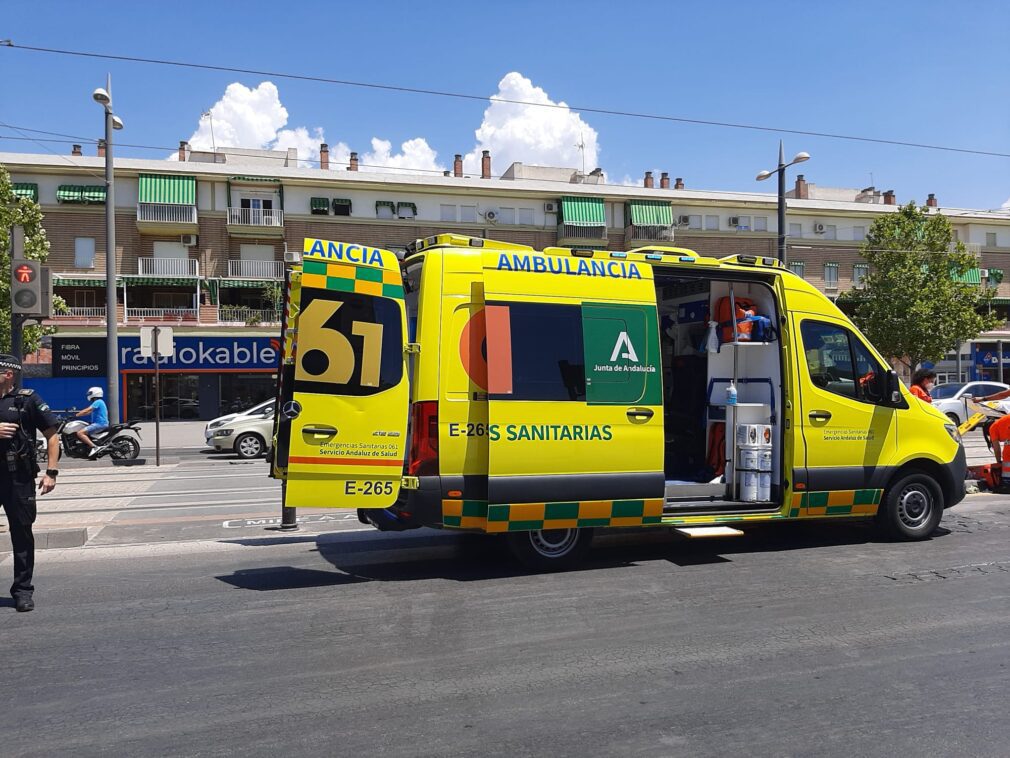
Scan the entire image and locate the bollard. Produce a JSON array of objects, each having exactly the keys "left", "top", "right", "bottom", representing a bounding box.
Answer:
[{"left": 279, "top": 482, "right": 298, "bottom": 531}]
